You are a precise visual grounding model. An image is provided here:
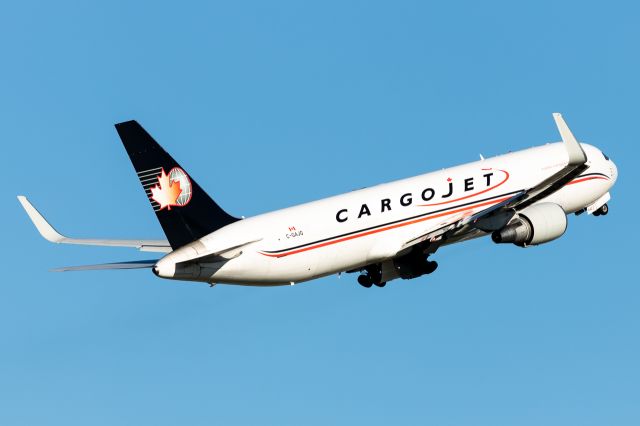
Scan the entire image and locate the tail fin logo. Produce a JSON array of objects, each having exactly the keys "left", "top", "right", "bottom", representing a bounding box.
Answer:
[{"left": 150, "top": 167, "right": 192, "bottom": 211}]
